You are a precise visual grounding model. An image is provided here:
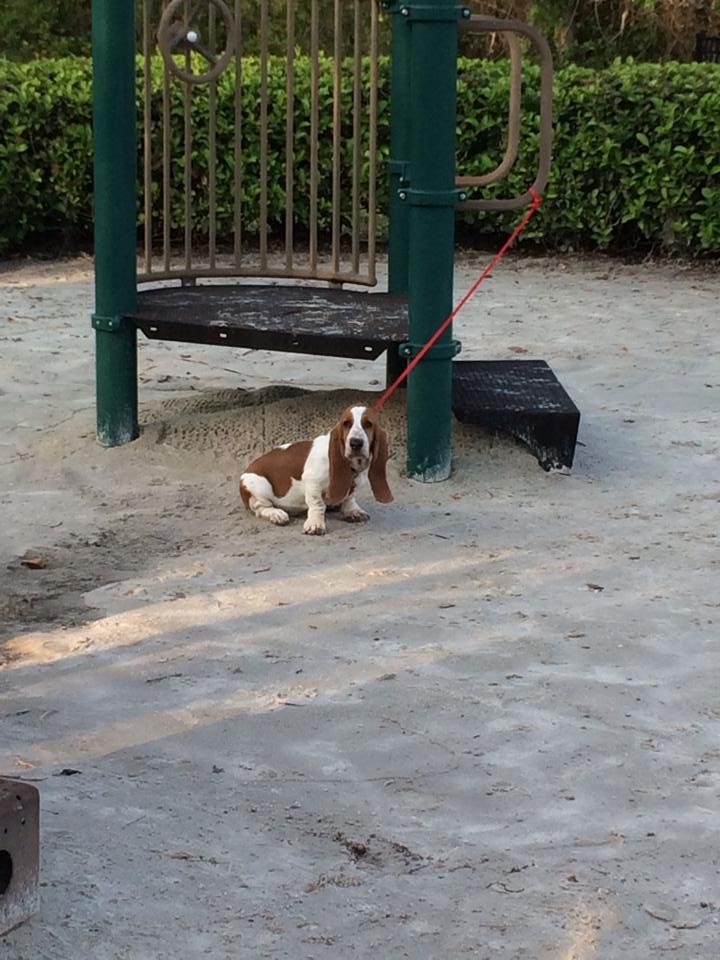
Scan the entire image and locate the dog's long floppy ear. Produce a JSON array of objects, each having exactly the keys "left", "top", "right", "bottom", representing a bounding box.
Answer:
[
  {"left": 368, "top": 425, "right": 393, "bottom": 503},
  {"left": 326, "top": 422, "right": 353, "bottom": 505}
]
